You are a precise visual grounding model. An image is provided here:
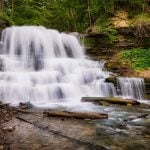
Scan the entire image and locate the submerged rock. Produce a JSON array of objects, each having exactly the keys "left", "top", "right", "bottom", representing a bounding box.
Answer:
[
  {"left": 96, "top": 125, "right": 116, "bottom": 136},
  {"left": 19, "top": 102, "right": 33, "bottom": 109}
]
